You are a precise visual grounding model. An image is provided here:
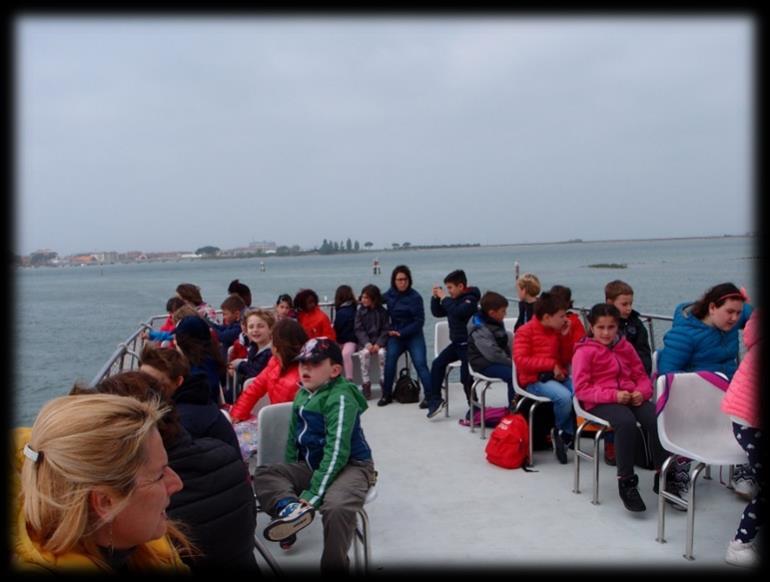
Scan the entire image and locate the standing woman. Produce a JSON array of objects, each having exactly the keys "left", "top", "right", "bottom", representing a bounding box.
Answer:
[
  {"left": 378, "top": 265, "right": 433, "bottom": 407},
  {"left": 12, "top": 393, "right": 191, "bottom": 573},
  {"left": 657, "top": 281, "right": 753, "bottom": 499}
]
